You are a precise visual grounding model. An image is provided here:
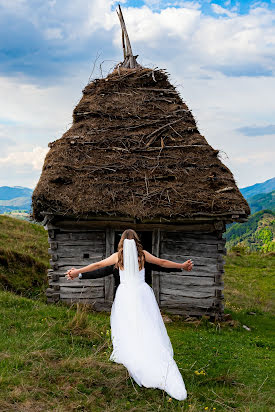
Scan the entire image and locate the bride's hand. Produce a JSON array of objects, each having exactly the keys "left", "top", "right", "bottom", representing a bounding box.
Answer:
[
  {"left": 181, "top": 259, "right": 193, "bottom": 271},
  {"left": 65, "top": 268, "right": 79, "bottom": 280}
]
